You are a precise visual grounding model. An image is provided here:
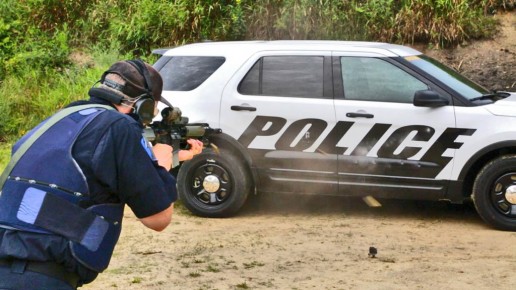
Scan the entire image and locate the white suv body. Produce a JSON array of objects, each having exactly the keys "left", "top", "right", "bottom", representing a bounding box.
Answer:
[{"left": 153, "top": 41, "right": 516, "bottom": 230}]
